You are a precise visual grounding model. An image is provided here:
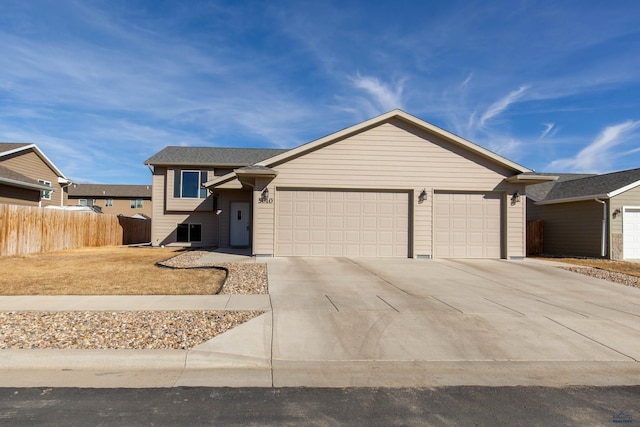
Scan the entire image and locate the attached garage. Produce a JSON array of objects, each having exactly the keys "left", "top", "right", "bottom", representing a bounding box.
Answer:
[
  {"left": 434, "top": 191, "right": 503, "bottom": 258},
  {"left": 276, "top": 189, "right": 409, "bottom": 257},
  {"left": 623, "top": 207, "right": 640, "bottom": 260}
]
